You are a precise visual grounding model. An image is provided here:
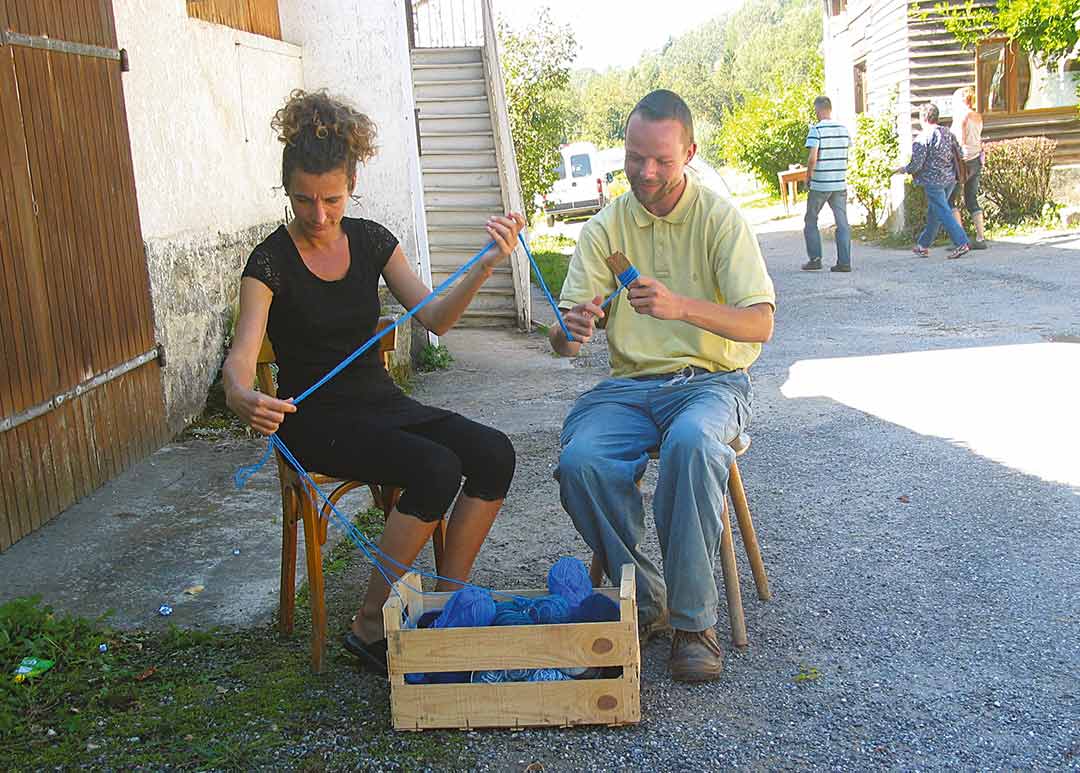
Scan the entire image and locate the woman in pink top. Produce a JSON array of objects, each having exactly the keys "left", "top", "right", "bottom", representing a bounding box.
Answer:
[{"left": 951, "top": 86, "right": 988, "bottom": 249}]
